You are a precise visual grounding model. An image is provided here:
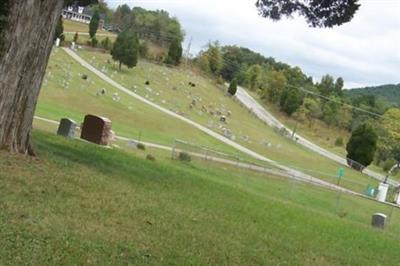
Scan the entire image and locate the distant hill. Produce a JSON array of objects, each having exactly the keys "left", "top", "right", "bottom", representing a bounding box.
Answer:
[{"left": 345, "top": 84, "right": 400, "bottom": 106}]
